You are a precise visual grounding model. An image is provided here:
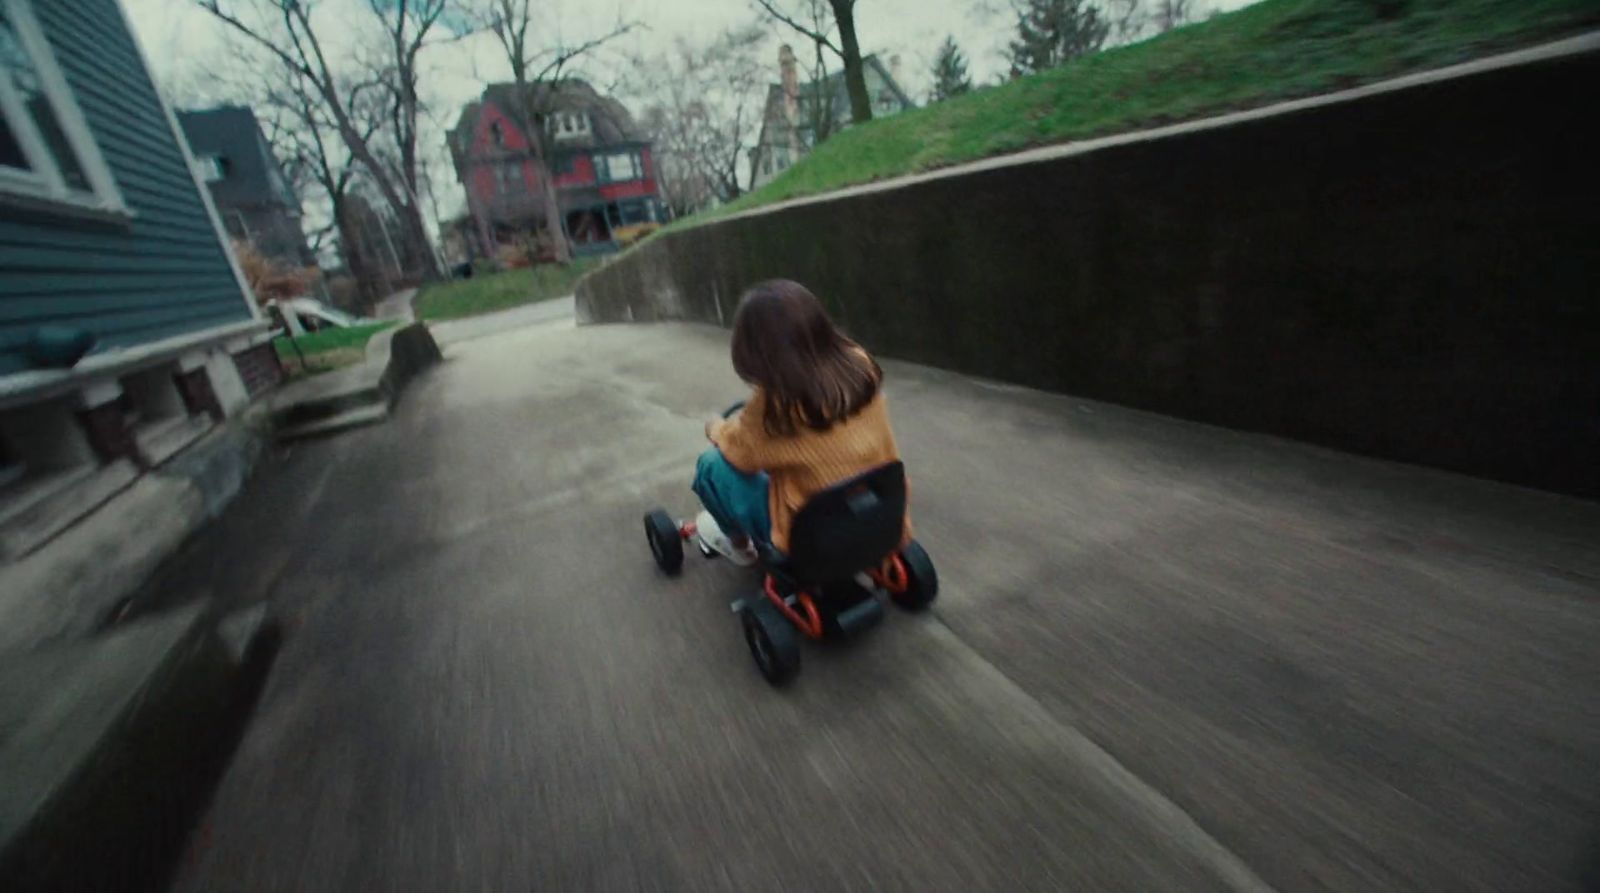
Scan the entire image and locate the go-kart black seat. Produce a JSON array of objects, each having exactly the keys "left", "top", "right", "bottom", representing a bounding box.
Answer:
[{"left": 761, "top": 461, "right": 907, "bottom": 585}]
